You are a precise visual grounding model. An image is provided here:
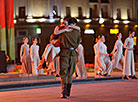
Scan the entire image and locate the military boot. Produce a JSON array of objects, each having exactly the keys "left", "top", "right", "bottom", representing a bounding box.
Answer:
[
  {"left": 66, "top": 83, "right": 72, "bottom": 97},
  {"left": 61, "top": 83, "right": 67, "bottom": 98}
]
